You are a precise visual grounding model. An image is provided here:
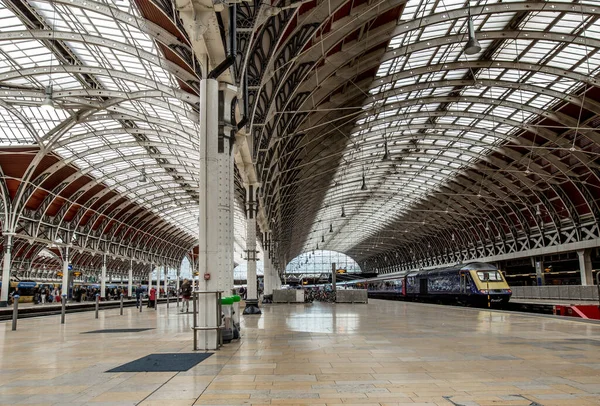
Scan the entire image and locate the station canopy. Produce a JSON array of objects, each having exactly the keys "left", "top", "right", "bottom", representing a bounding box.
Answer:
[
  {"left": 0, "top": 0, "right": 247, "bottom": 276},
  {"left": 250, "top": 0, "right": 600, "bottom": 273},
  {"left": 1, "top": 0, "right": 600, "bottom": 276},
  {"left": 314, "top": 0, "right": 600, "bottom": 261}
]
